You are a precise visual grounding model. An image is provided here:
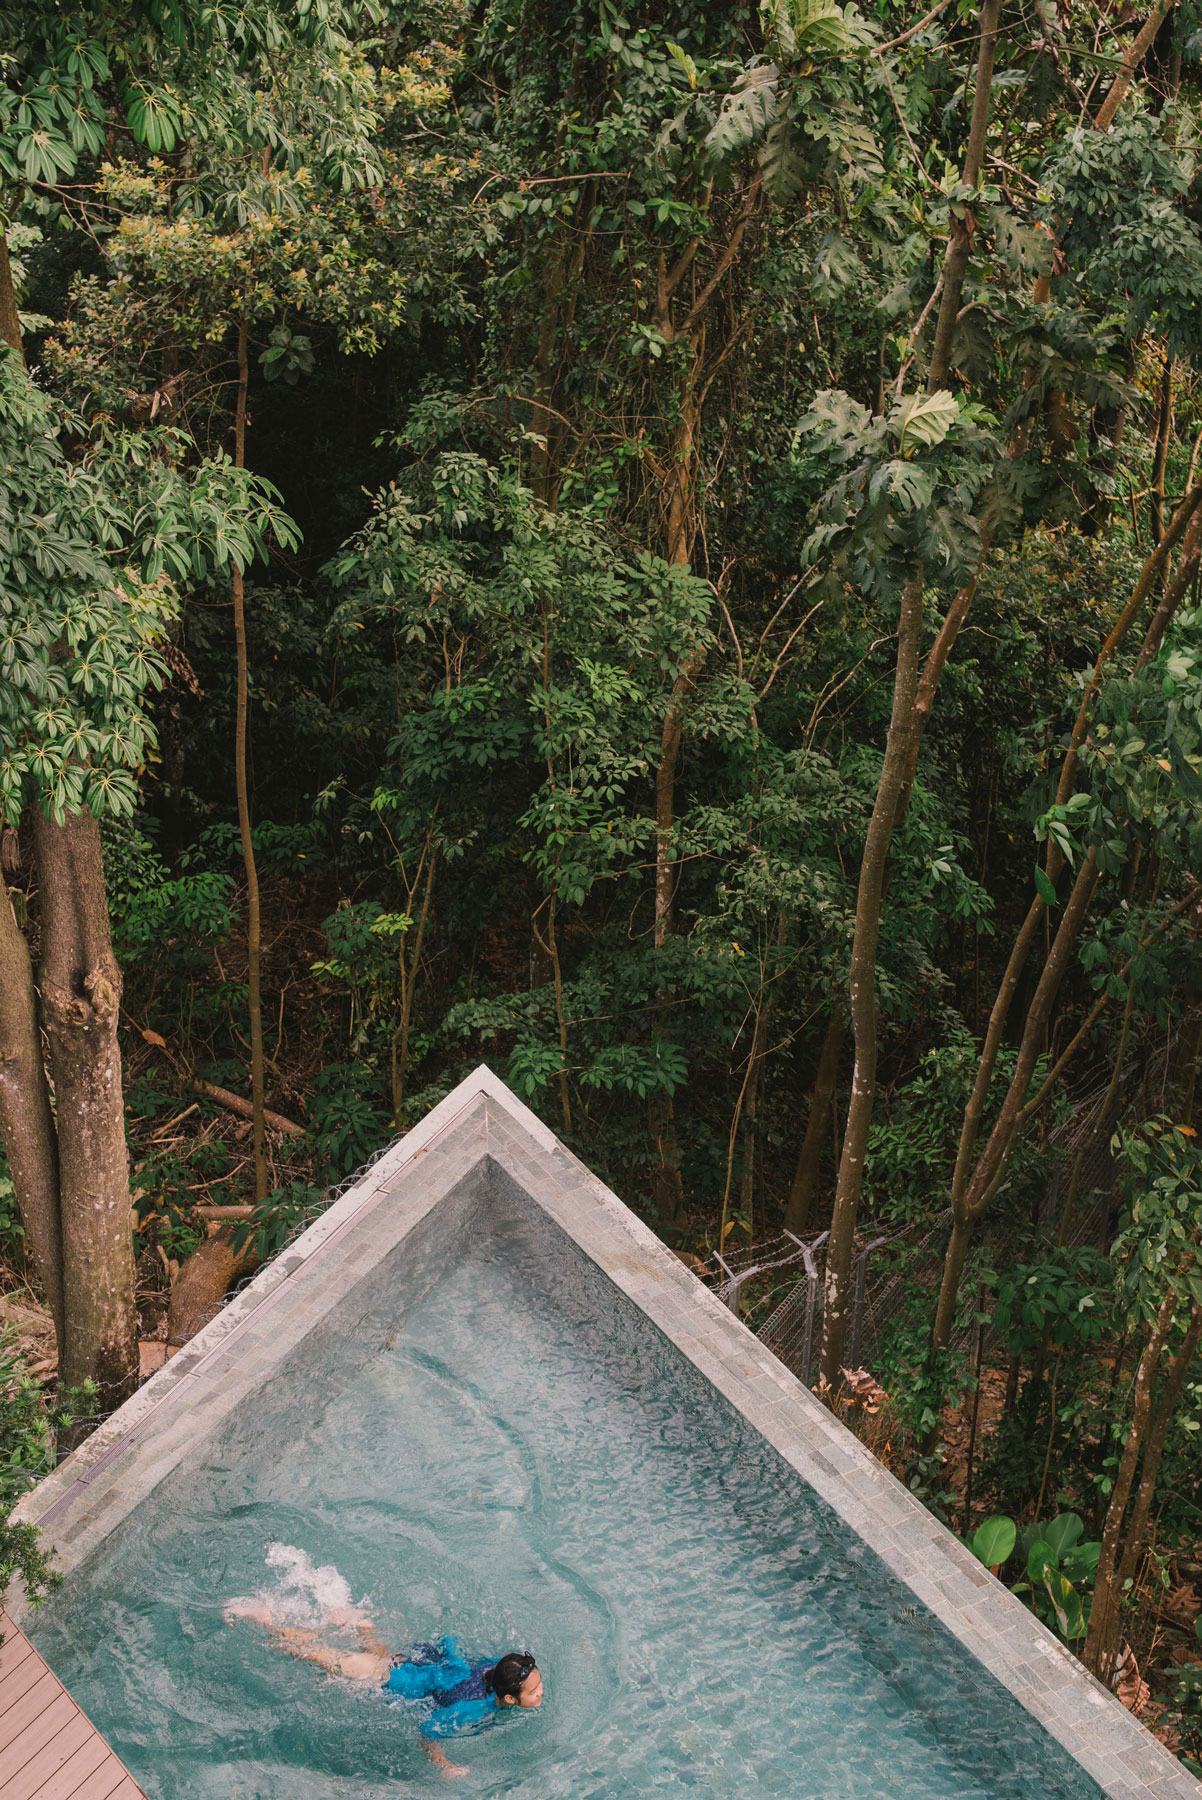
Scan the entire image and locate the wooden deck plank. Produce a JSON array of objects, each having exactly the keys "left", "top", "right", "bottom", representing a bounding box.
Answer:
[
  {"left": 70, "top": 1775, "right": 142, "bottom": 1800},
  {"left": 0, "top": 1613, "right": 147, "bottom": 1800},
  {"left": 0, "top": 1673, "right": 70, "bottom": 1754},
  {"left": 0, "top": 1630, "right": 34, "bottom": 1682},
  {"left": 20, "top": 1729, "right": 114, "bottom": 1800},
  {"left": 0, "top": 1691, "right": 80, "bottom": 1780},
  {"left": 42, "top": 1749, "right": 130, "bottom": 1800},
  {"left": 2, "top": 1709, "right": 94, "bottom": 1800},
  {"left": 0, "top": 1652, "right": 52, "bottom": 1721}
]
